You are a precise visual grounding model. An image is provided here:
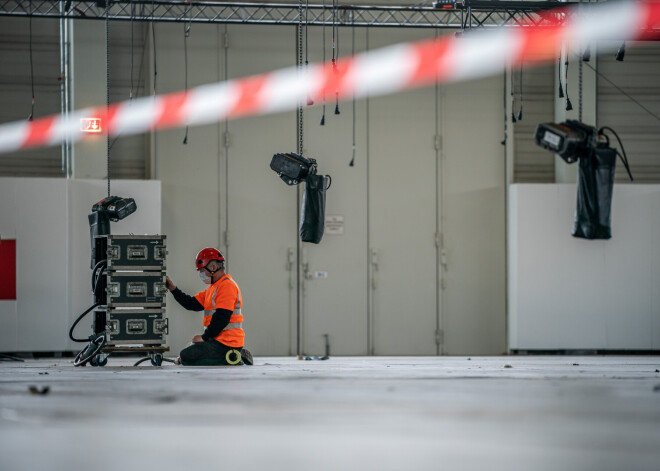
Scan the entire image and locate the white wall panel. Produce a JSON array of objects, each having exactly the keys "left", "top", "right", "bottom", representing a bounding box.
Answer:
[
  {"left": 509, "top": 184, "right": 660, "bottom": 351},
  {"left": 15, "top": 179, "right": 69, "bottom": 351},
  {"left": 442, "top": 76, "right": 507, "bottom": 355},
  {"left": 225, "top": 25, "right": 298, "bottom": 356},
  {"left": 0, "top": 178, "right": 68, "bottom": 352},
  {"left": 368, "top": 28, "right": 439, "bottom": 355}
]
